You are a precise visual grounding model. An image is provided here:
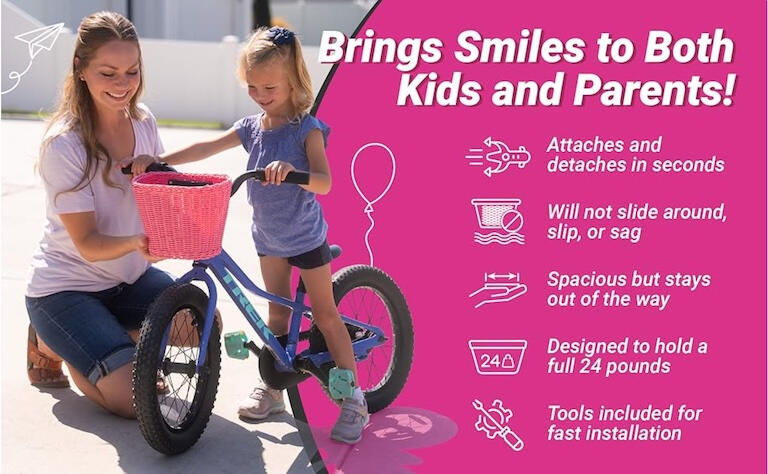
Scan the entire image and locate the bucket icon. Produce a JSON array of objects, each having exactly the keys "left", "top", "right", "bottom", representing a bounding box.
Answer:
[{"left": 469, "top": 340, "right": 527, "bottom": 375}]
